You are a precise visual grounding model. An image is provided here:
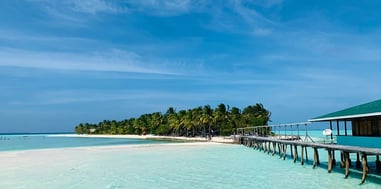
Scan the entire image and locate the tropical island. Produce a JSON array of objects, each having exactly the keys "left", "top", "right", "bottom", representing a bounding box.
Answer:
[{"left": 74, "top": 103, "right": 271, "bottom": 137}]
